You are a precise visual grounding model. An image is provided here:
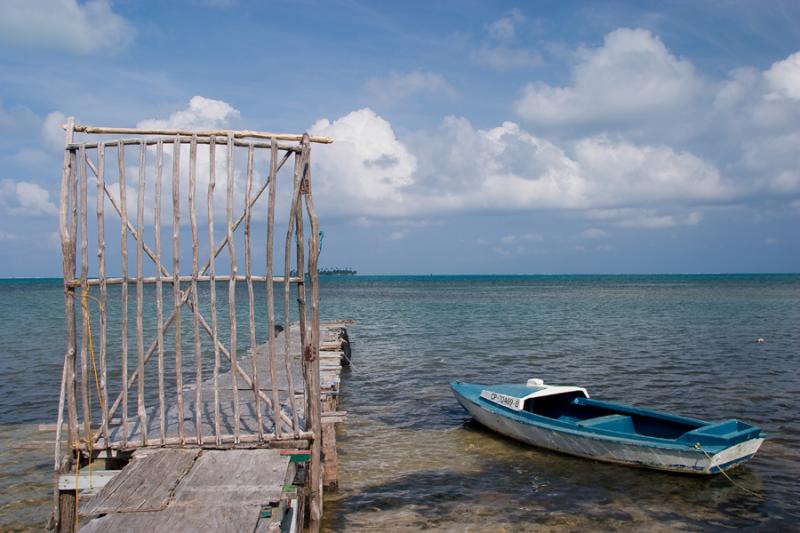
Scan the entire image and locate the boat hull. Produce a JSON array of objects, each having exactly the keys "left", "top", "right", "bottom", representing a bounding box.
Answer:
[{"left": 453, "top": 386, "right": 763, "bottom": 475}]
